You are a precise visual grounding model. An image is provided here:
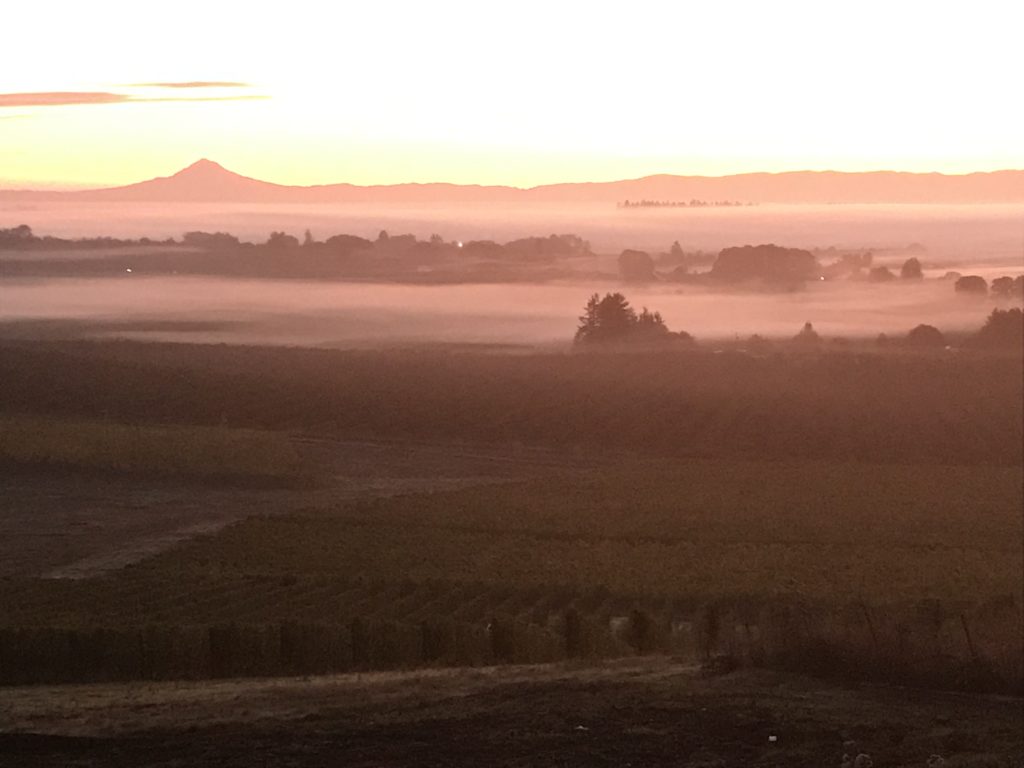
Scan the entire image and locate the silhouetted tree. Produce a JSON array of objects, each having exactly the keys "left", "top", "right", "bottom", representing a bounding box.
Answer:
[
  {"left": 182, "top": 231, "right": 240, "bottom": 249},
  {"left": 267, "top": 231, "right": 300, "bottom": 249},
  {"left": 955, "top": 275, "right": 988, "bottom": 295},
  {"left": 747, "top": 334, "right": 771, "bottom": 353},
  {"left": 303, "top": 229, "right": 315, "bottom": 247},
  {"left": 794, "top": 322, "right": 820, "bottom": 344},
  {"left": 990, "top": 276, "right": 1020, "bottom": 299},
  {"left": 618, "top": 249, "right": 656, "bottom": 282},
  {"left": 635, "top": 307, "right": 670, "bottom": 339},
  {"left": 0, "top": 224, "right": 34, "bottom": 246},
  {"left": 710, "top": 244, "right": 818, "bottom": 285},
  {"left": 575, "top": 293, "right": 602, "bottom": 342},
  {"left": 868, "top": 266, "right": 896, "bottom": 283},
  {"left": 900, "top": 257, "right": 923, "bottom": 280},
  {"left": 906, "top": 324, "right": 945, "bottom": 348},
  {"left": 575, "top": 292, "right": 636, "bottom": 343},
  {"left": 575, "top": 293, "right": 678, "bottom": 345},
  {"left": 971, "top": 308, "right": 1023, "bottom": 349},
  {"left": 324, "top": 234, "right": 372, "bottom": 252}
]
